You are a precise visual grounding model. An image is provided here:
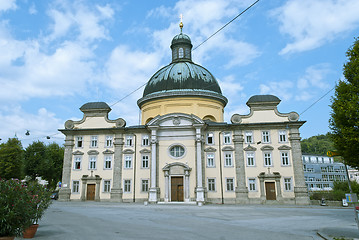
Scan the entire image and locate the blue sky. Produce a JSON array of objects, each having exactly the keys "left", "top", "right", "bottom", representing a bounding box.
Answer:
[{"left": 0, "top": 0, "right": 358, "bottom": 146}]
